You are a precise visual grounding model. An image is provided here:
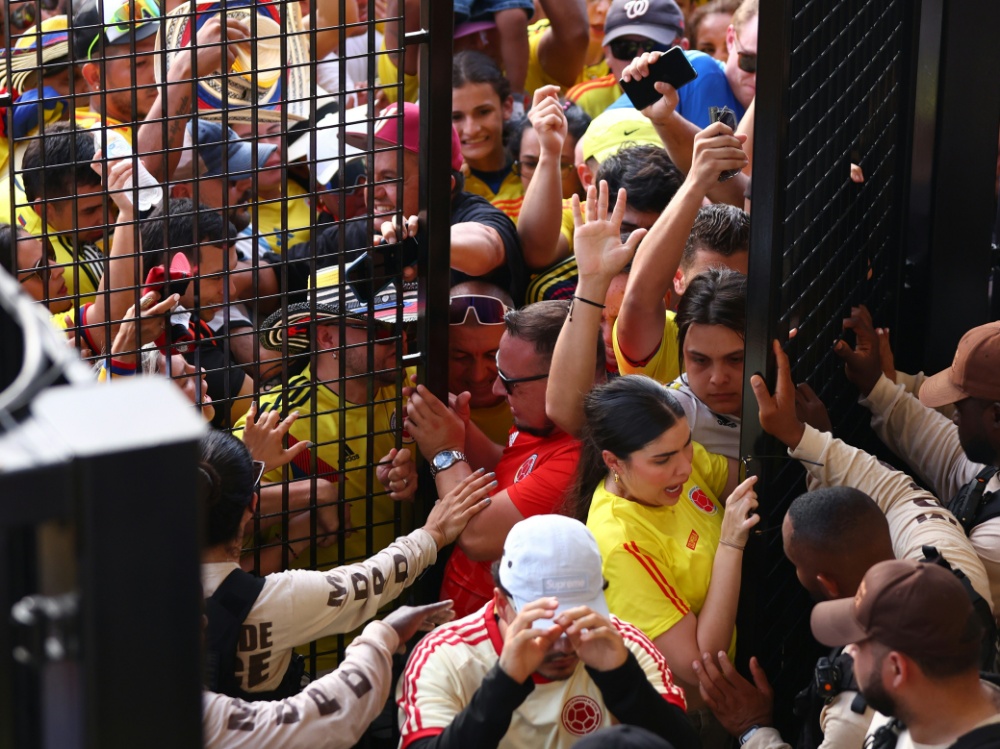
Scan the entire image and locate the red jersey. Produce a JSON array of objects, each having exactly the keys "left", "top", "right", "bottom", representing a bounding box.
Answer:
[{"left": 441, "top": 428, "right": 581, "bottom": 617}]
